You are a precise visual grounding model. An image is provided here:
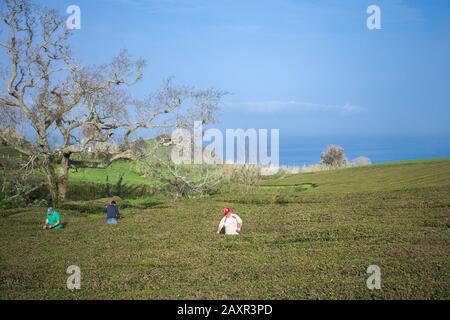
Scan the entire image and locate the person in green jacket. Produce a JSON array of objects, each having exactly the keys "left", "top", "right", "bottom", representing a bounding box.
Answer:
[{"left": 43, "top": 207, "right": 63, "bottom": 230}]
